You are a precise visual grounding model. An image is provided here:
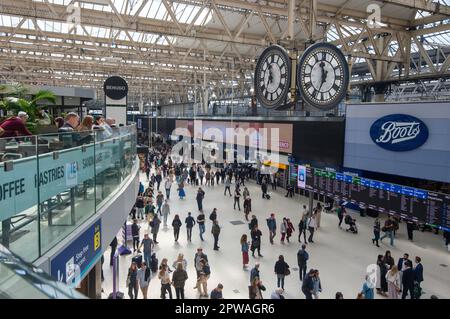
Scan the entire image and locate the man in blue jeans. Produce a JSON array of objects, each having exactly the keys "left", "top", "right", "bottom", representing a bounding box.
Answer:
[
  {"left": 301, "top": 269, "right": 315, "bottom": 299},
  {"left": 380, "top": 215, "right": 395, "bottom": 246},
  {"left": 297, "top": 244, "right": 309, "bottom": 281},
  {"left": 197, "top": 211, "right": 206, "bottom": 241},
  {"left": 138, "top": 233, "right": 154, "bottom": 267}
]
